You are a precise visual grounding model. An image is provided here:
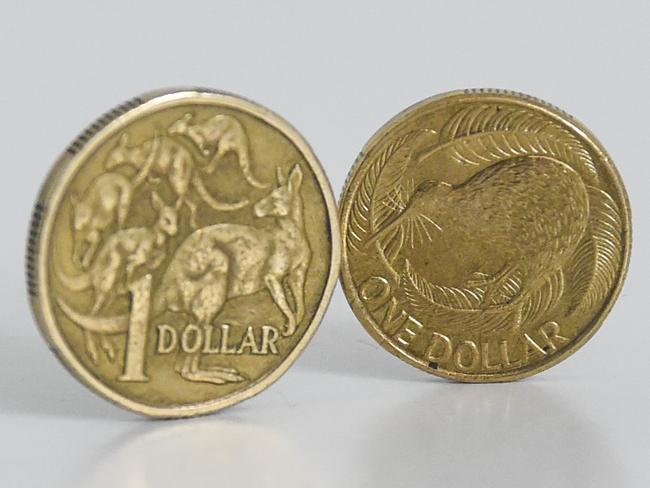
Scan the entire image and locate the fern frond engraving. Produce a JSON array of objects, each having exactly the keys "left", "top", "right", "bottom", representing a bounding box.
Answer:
[
  {"left": 347, "top": 131, "right": 423, "bottom": 252},
  {"left": 438, "top": 104, "right": 598, "bottom": 180},
  {"left": 566, "top": 186, "right": 623, "bottom": 313}
]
